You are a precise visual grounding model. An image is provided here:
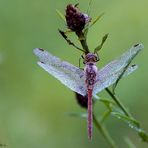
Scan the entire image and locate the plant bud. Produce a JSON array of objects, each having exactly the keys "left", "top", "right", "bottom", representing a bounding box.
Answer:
[{"left": 65, "top": 4, "right": 91, "bottom": 32}]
